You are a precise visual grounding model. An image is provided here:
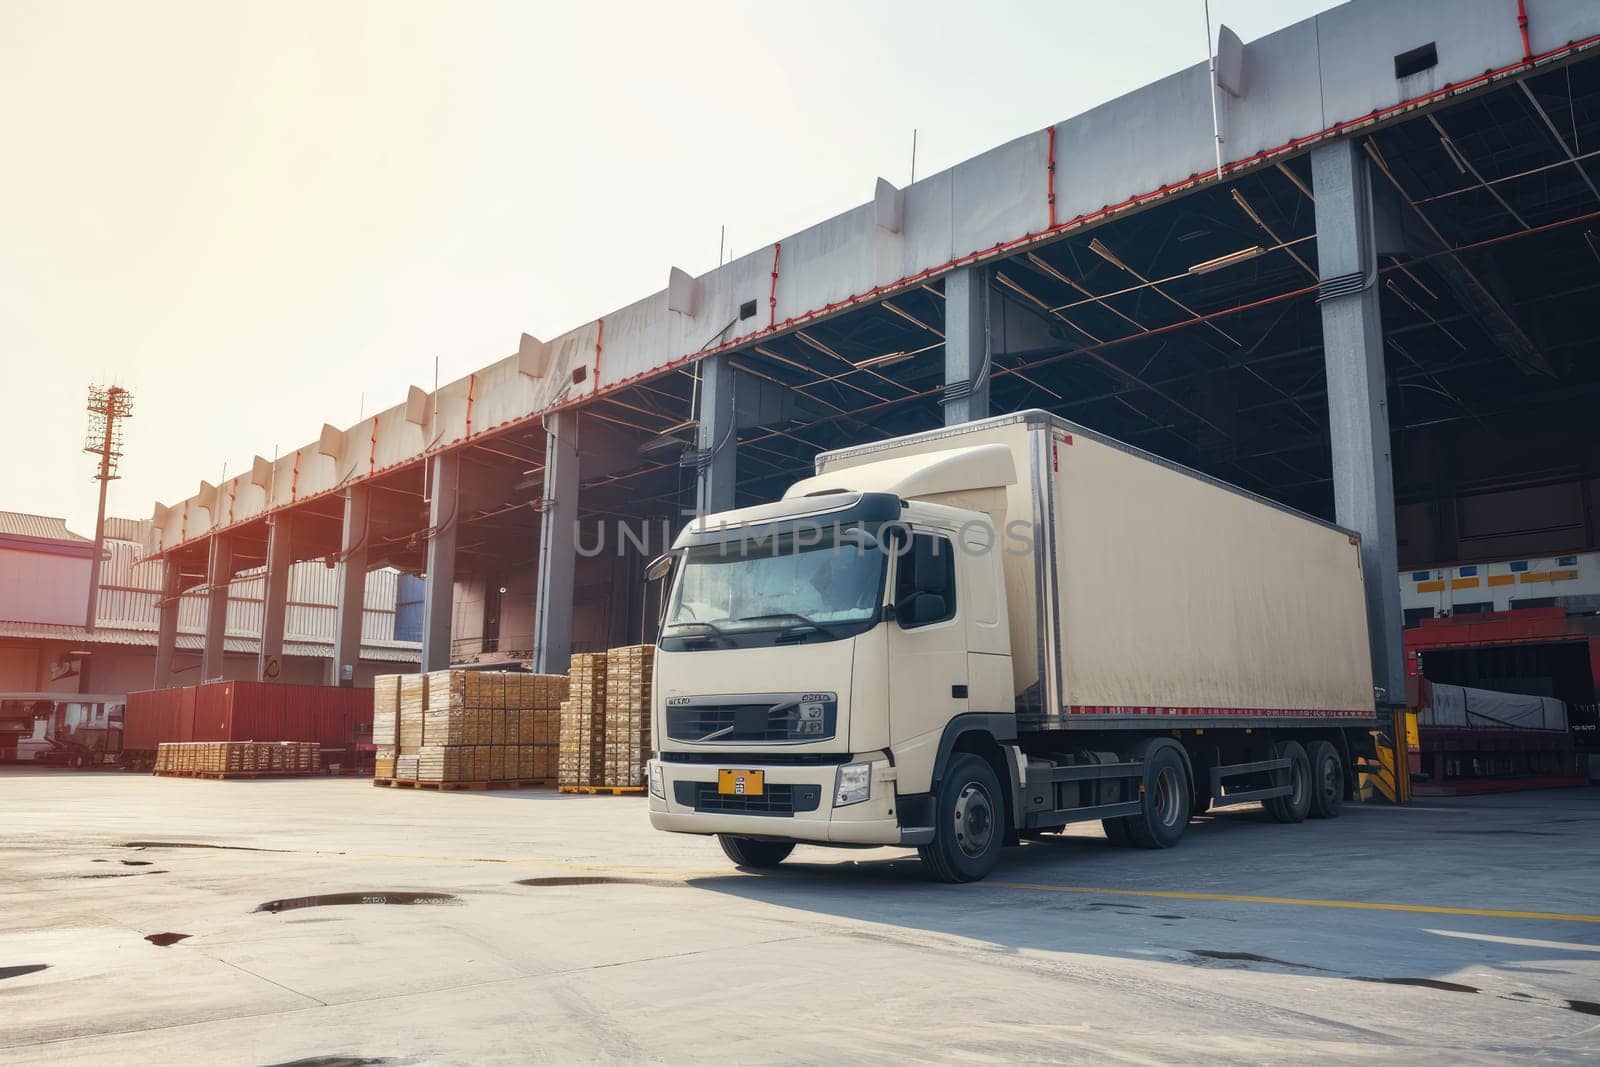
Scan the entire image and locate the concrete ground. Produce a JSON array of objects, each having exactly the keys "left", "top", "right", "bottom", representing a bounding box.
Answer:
[{"left": 1, "top": 770, "right": 1597, "bottom": 1065}]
